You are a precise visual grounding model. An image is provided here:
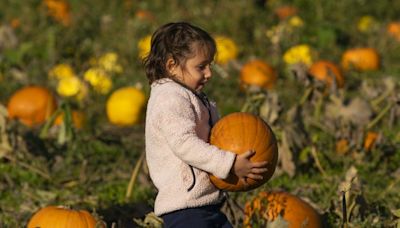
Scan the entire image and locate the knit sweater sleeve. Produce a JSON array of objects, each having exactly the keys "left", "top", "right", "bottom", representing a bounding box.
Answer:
[{"left": 153, "top": 90, "right": 236, "bottom": 179}]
